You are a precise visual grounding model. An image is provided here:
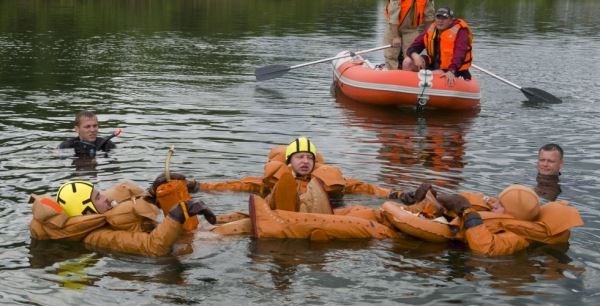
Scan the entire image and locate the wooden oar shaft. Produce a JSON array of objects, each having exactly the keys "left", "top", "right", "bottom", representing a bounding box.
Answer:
[
  {"left": 471, "top": 64, "right": 522, "bottom": 90},
  {"left": 290, "top": 45, "right": 391, "bottom": 69}
]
